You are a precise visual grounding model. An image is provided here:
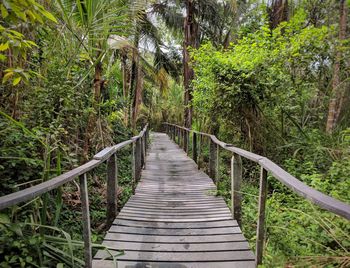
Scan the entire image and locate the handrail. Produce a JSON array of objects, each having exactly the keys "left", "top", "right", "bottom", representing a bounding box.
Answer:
[
  {"left": 163, "top": 122, "right": 350, "bottom": 265},
  {"left": 0, "top": 123, "right": 149, "bottom": 268}
]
